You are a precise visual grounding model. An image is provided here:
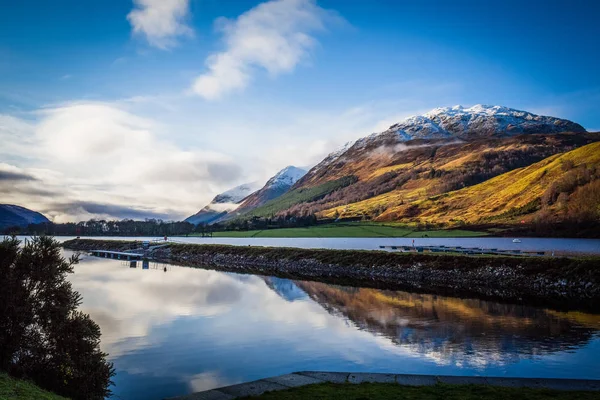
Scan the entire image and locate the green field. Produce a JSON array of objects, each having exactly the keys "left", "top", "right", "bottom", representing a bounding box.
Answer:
[
  {"left": 205, "top": 223, "right": 486, "bottom": 238},
  {"left": 0, "top": 373, "right": 67, "bottom": 400},
  {"left": 248, "top": 382, "right": 600, "bottom": 400}
]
